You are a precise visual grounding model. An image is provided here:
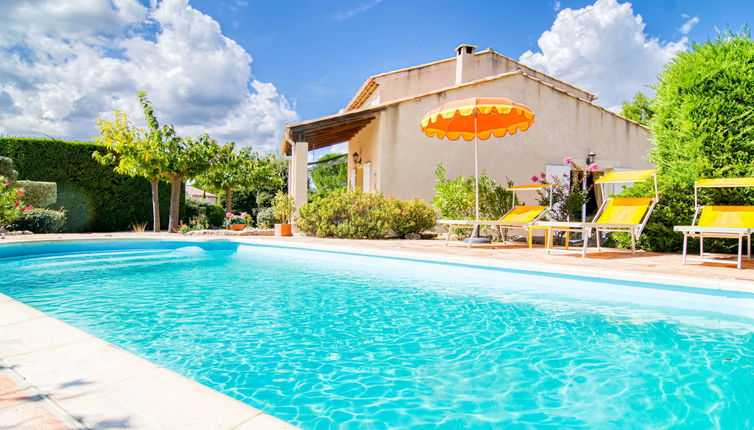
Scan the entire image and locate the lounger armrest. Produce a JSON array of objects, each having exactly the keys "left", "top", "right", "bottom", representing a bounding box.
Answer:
[{"left": 673, "top": 226, "right": 754, "bottom": 234}]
